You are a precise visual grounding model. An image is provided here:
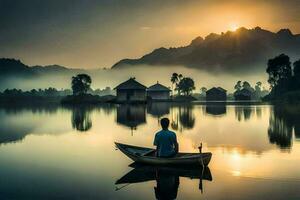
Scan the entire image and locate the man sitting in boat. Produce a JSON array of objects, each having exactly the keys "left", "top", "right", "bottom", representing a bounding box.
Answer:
[{"left": 154, "top": 118, "right": 179, "bottom": 158}]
